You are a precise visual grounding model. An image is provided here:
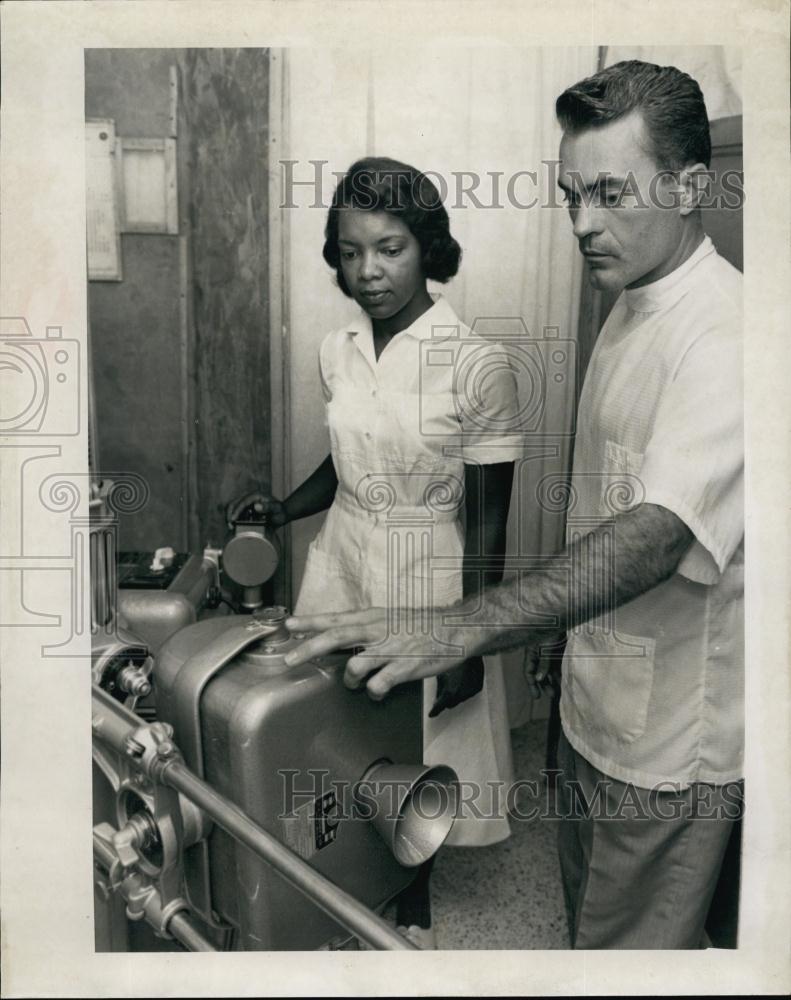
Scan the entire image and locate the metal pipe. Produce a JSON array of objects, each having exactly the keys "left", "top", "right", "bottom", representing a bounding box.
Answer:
[
  {"left": 93, "top": 831, "right": 117, "bottom": 871},
  {"left": 93, "top": 832, "right": 217, "bottom": 952},
  {"left": 168, "top": 911, "right": 217, "bottom": 952},
  {"left": 159, "top": 759, "right": 415, "bottom": 951},
  {"left": 92, "top": 699, "right": 139, "bottom": 750}
]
